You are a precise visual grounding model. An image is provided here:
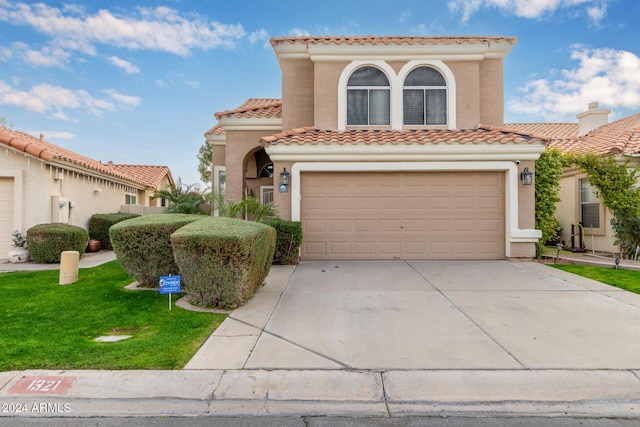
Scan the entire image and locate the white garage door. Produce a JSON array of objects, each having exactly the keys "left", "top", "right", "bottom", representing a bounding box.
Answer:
[
  {"left": 301, "top": 171, "right": 505, "bottom": 260},
  {"left": 0, "top": 178, "right": 14, "bottom": 257}
]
